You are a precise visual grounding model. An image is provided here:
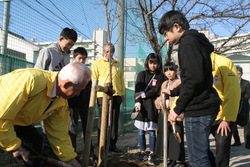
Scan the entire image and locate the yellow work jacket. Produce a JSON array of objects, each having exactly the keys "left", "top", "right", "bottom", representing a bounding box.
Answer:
[
  {"left": 211, "top": 52, "right": 241, "bottom": 122},
  {"left": 0, "top": 68, "right": 76, "bottom": 162},
  {"left": 90, "top": 57, "right": 125, "bottom": 98}
]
